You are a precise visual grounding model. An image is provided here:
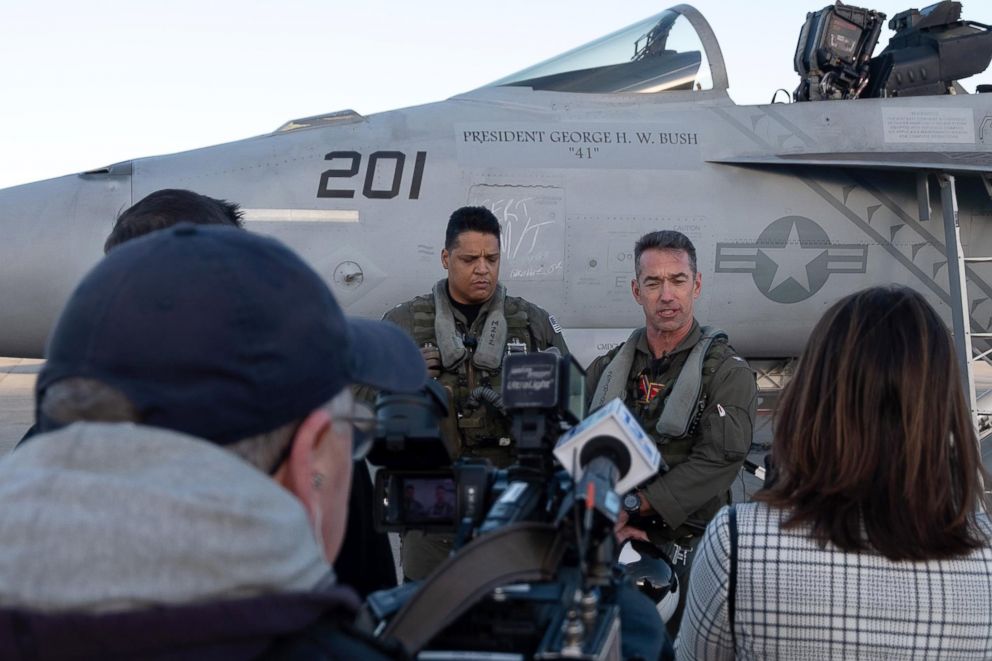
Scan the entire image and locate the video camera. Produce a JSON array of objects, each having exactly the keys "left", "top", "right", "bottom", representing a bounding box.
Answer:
[
  {"left": 362, "top": 351, "right": 667, "bottom": 659},
  {"left": 368, "top": 351, "right": 587, "bottom": 536}
]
